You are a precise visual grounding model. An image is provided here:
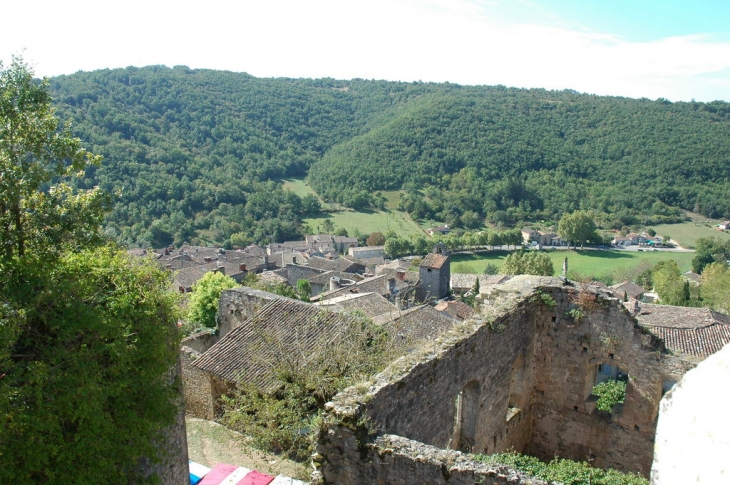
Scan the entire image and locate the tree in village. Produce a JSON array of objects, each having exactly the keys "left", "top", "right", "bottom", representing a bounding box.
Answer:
[
  {"left": 186, "top": 271, "right": 240, "bottom": 329},
  {"left": 558, "top": 210, "right": 599, "bottom": 249},
  {"left": 700, "top": 262, "right": 730, "bottom": 314},
  {"left": 366, "top": 231, "right": 386, "bottom": 246},
  {"left": 692, "top": 237, "right": 730, "bottom": 274},
  {"left": 652, "top": 260, "right": 691, "bottom": 306},
  {"left": 0, "top": 58, "right": 181, "bottom": 483},
  {"left": 296, "top": 279, "right": 312, "bottom": 302},
  {"left": 500, "top": 250, "right": 554, "bottom": 276}
]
